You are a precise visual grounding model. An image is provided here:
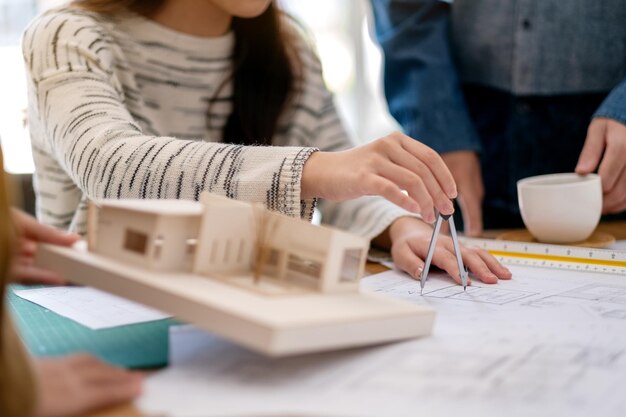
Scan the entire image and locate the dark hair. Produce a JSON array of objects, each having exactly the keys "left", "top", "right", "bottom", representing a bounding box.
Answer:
[
  {"left": 223, "top": 5, "right": 300, "bottom": 145},
  {"left": 73, "top": 0, "right": 302, "bottom": 146}
]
